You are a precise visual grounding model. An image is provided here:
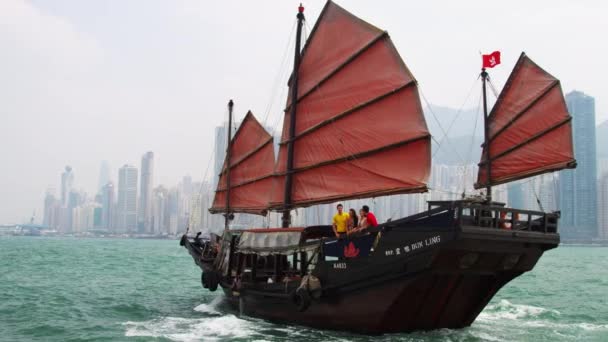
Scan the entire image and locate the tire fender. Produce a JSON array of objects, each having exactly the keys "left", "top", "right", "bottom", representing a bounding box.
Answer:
[{"left": 291, "top": 287, "right": 311, "bottom": 312}]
